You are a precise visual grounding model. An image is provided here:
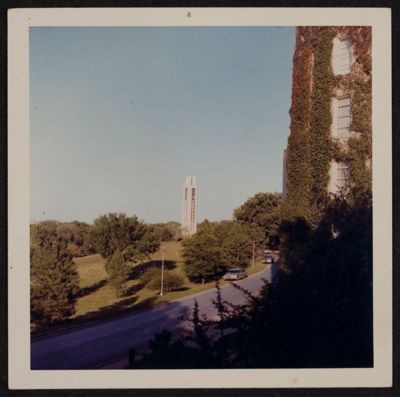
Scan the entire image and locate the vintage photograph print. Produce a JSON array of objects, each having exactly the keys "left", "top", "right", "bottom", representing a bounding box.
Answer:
[
  {"left": 7, "top": 7, "right": 392, "bottom": 389},
  {"left": 29, "top": 24, "right": 374, "bottom": 371}
]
